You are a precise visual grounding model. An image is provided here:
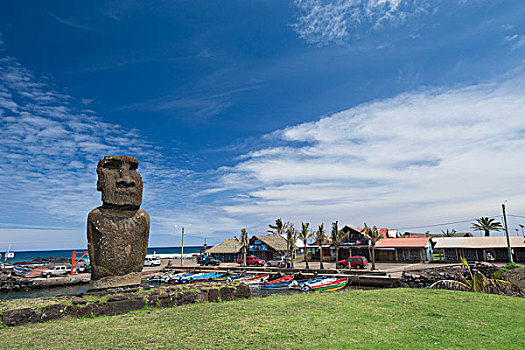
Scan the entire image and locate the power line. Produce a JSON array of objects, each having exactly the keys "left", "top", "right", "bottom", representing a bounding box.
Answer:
[{"left": 397, "top": 215, "right": 501, "bottom": 231}]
